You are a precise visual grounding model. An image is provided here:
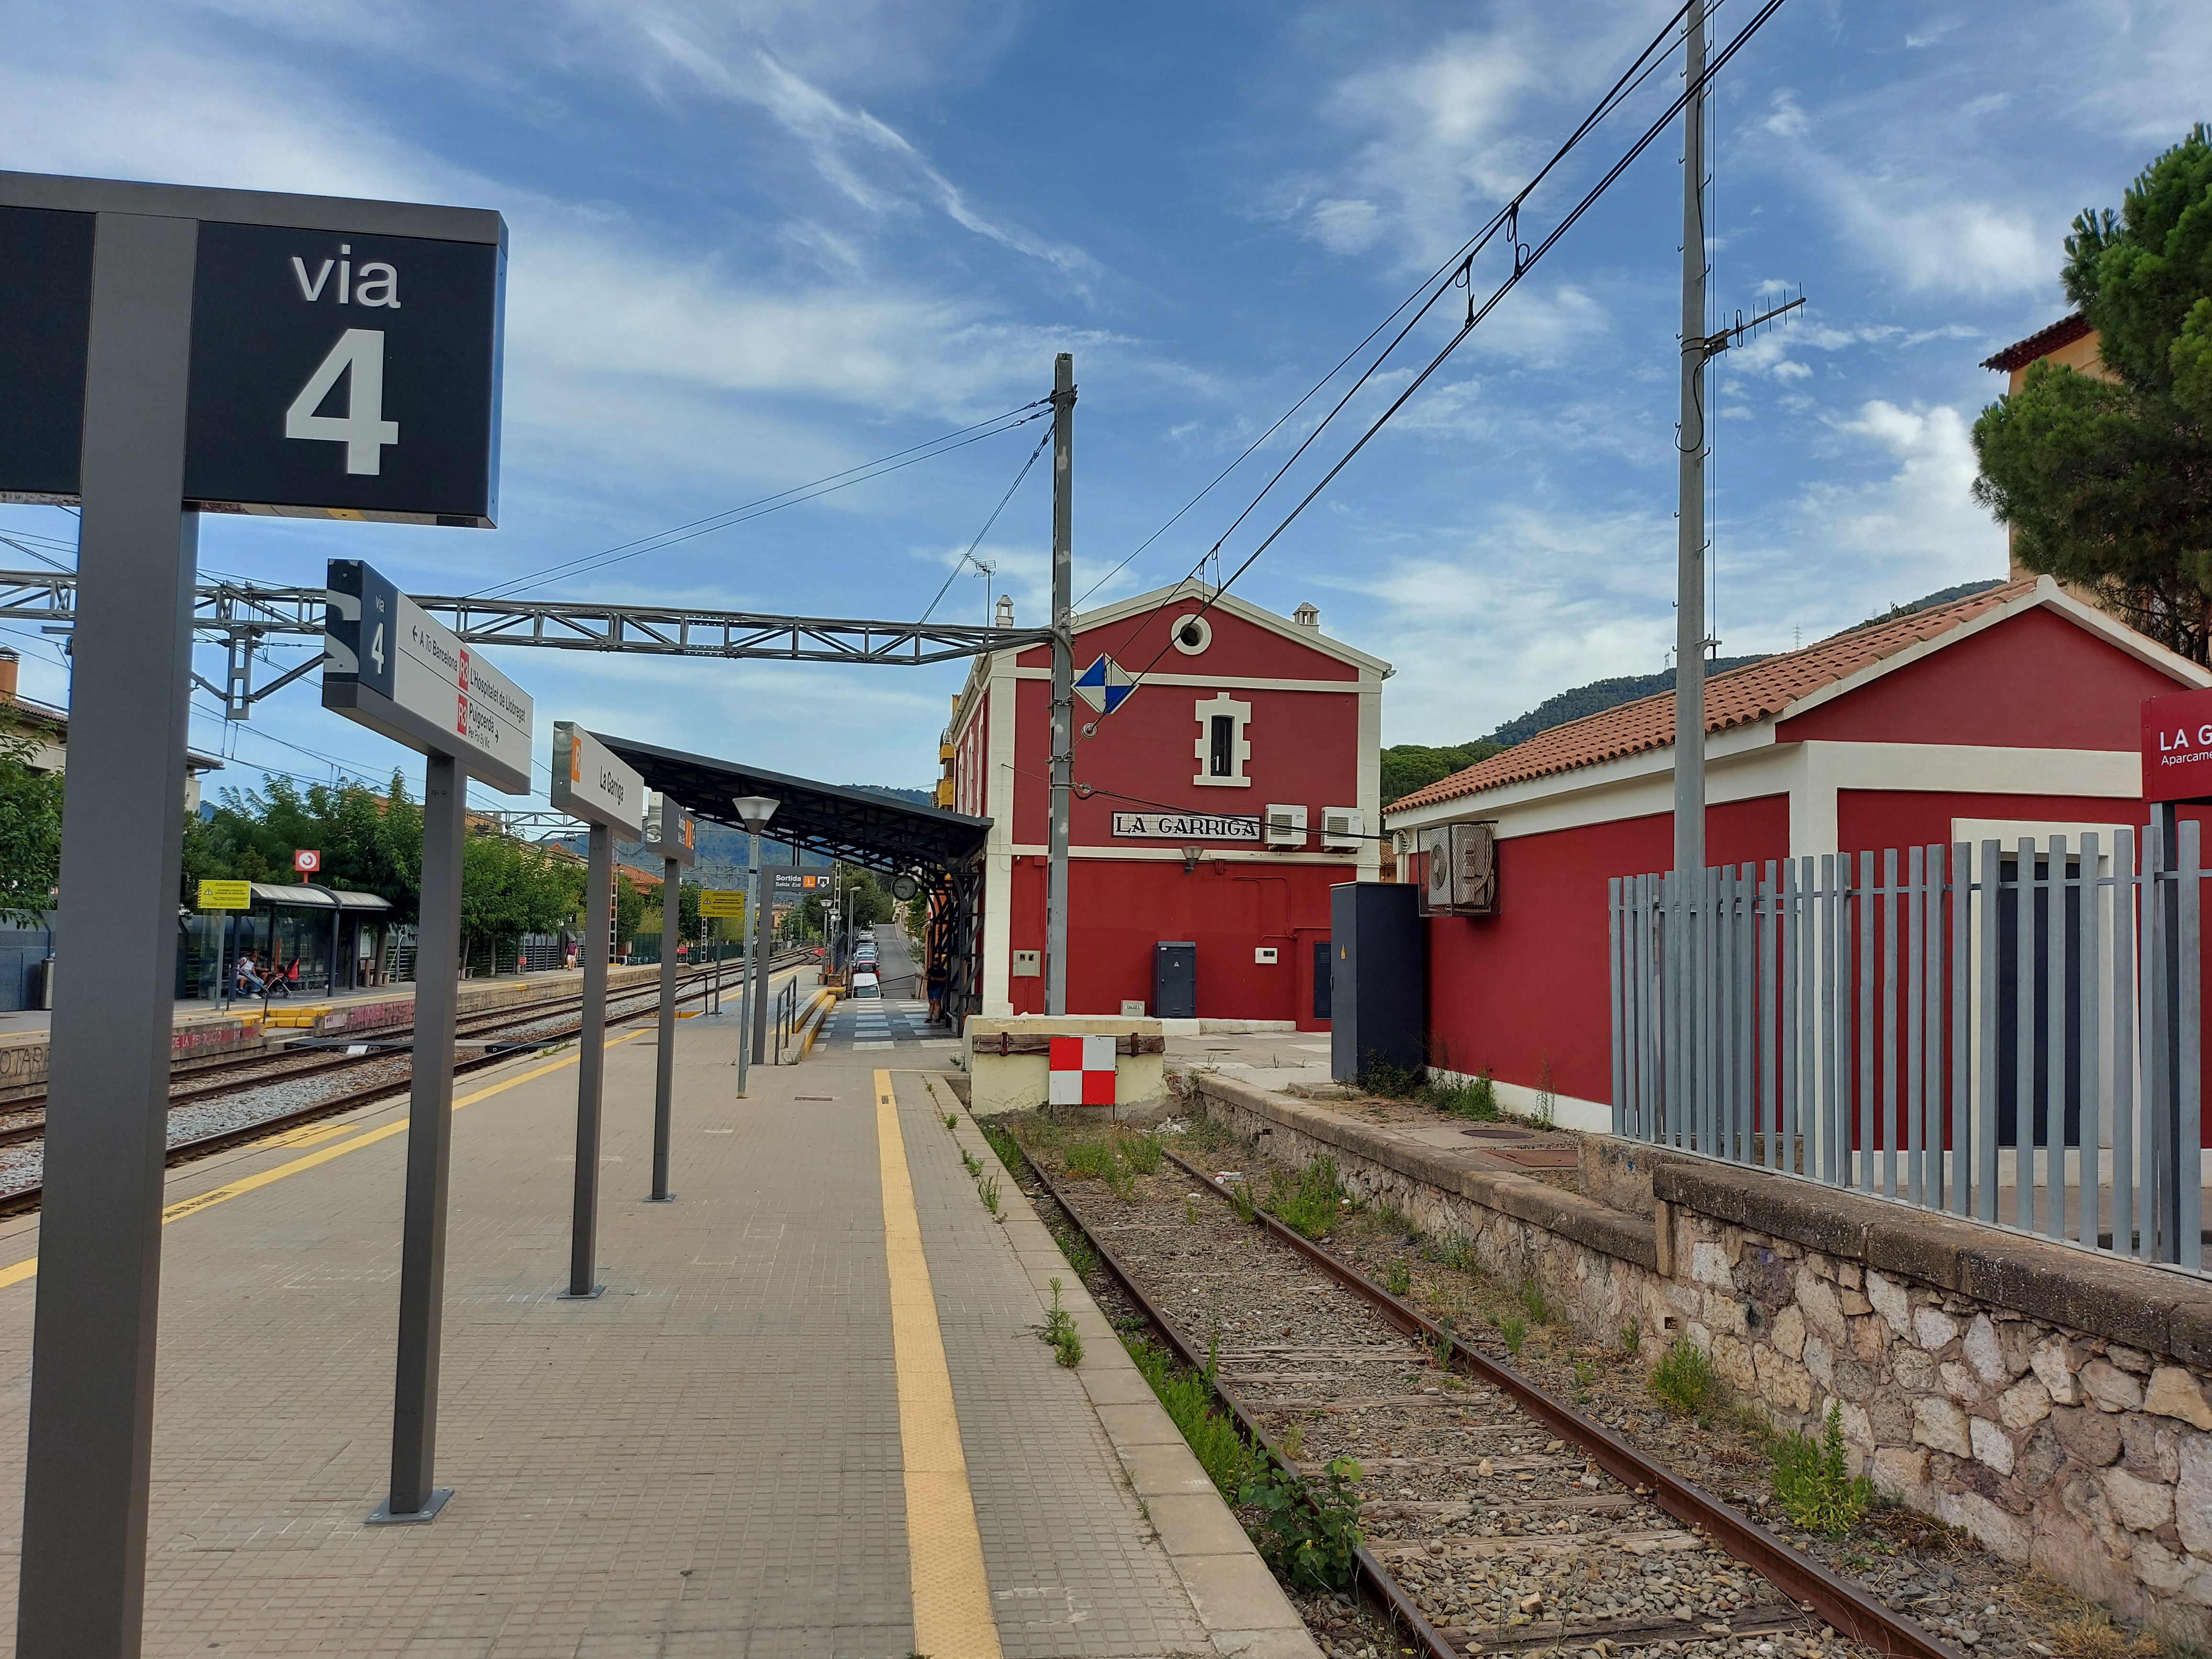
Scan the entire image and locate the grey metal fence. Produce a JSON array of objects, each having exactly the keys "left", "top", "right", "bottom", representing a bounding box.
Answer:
[{"left": 1607, "top": 824, "right": 2206, "bottom": 1274}]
